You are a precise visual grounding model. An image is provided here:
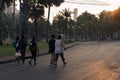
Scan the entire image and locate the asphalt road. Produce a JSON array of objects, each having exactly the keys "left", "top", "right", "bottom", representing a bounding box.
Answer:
[{"left": 1, "top": 41, "right": 120, "bottom": 80}]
